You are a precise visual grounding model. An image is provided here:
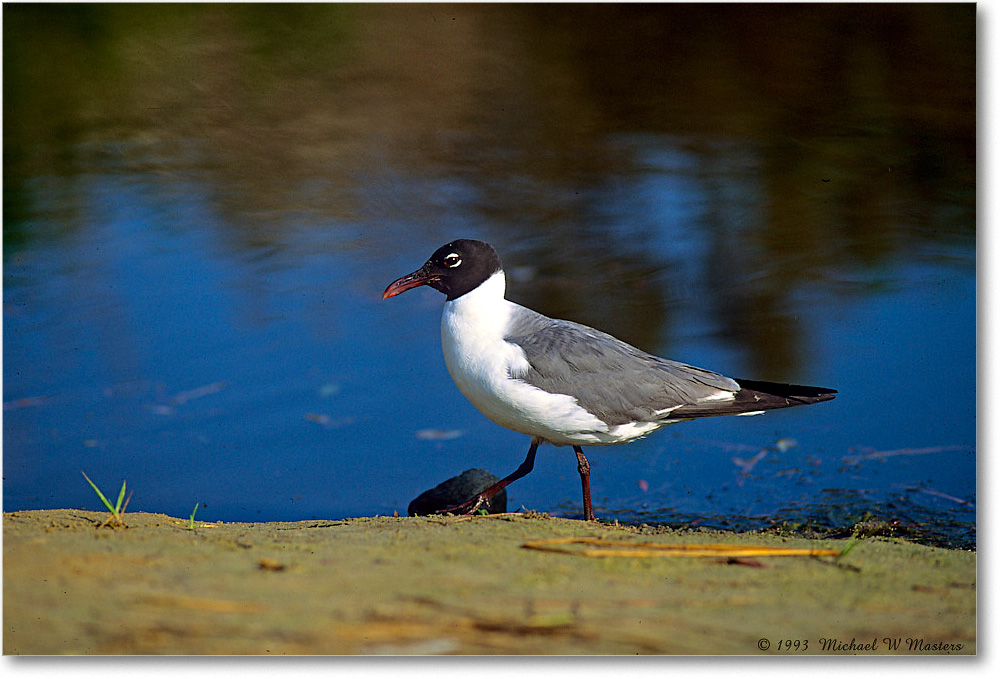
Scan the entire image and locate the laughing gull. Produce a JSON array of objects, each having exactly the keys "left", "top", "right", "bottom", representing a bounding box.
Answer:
[{"left": 383, "top": 239, "right": 836, "bottom": 521}]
